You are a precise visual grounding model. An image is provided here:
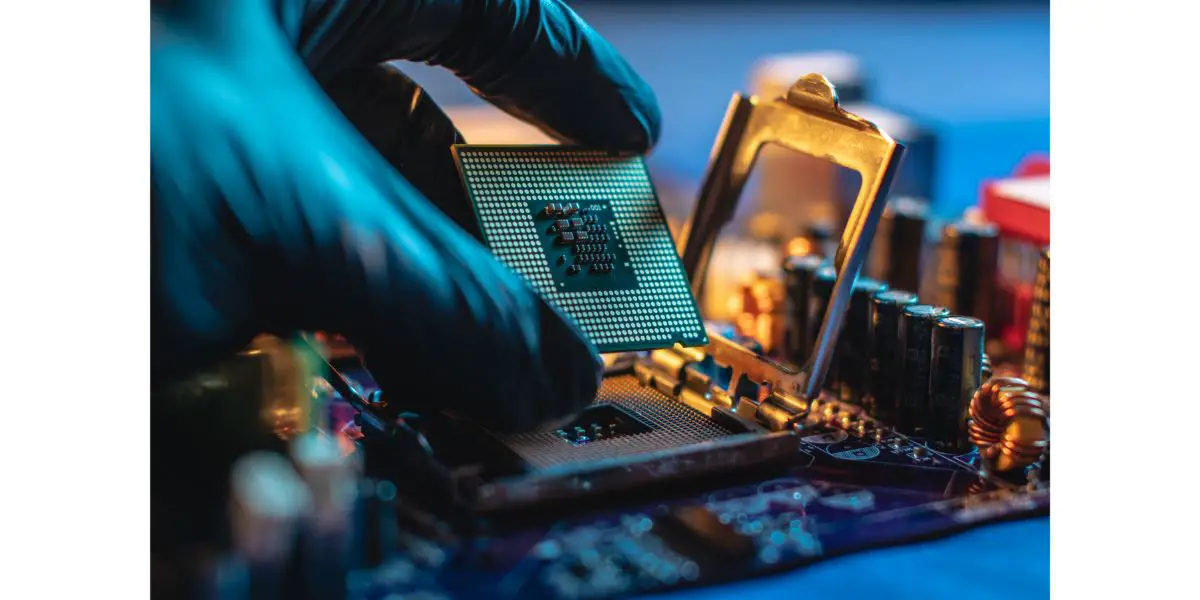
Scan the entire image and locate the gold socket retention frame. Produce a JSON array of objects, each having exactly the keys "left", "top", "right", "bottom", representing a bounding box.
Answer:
[{"left": 677, "top": 74, "right": 905, "bottom": 403}]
